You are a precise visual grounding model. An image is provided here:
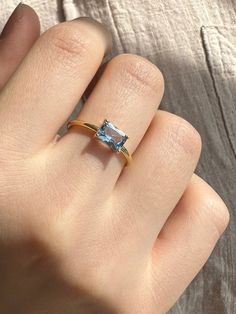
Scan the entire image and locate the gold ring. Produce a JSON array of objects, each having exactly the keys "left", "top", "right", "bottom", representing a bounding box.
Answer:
[{"left": 67, "top": 119, "right": 132, "bottom": 166}]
